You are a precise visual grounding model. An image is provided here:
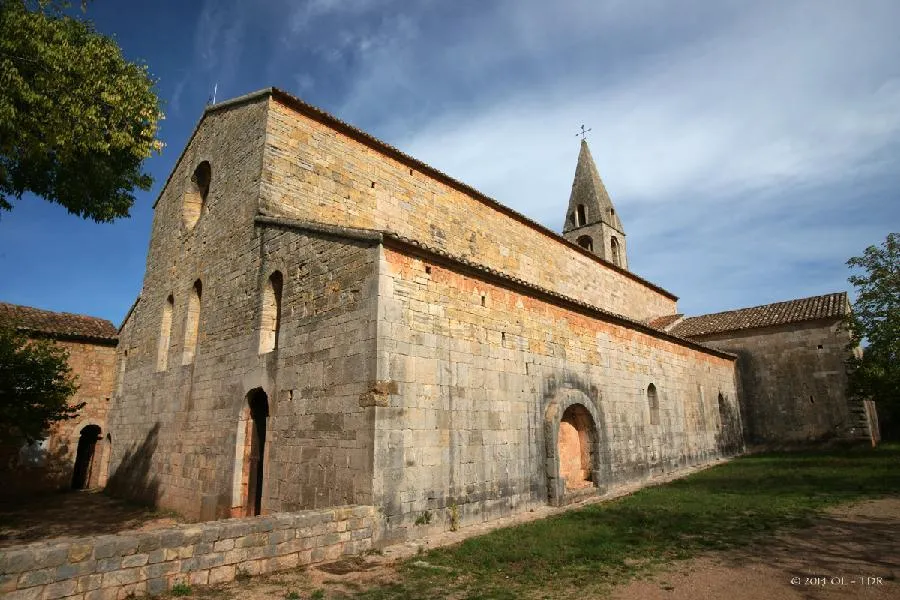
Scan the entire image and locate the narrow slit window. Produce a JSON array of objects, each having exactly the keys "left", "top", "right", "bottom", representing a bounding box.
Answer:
[
  {"left": 157, "top": 295, "right": 174, "bottom": 372},
  {"left": 182, "top": 280, "right": 202, "bottom": 365},
  {"left": 576, "top": 204, "right": 587, "bottom": 227},
  {"left": 647, "top": 383, "right": 659, "bottom": 426},
  {"left": 259, "top": 271, "right": 283, "bottom": 354}
]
